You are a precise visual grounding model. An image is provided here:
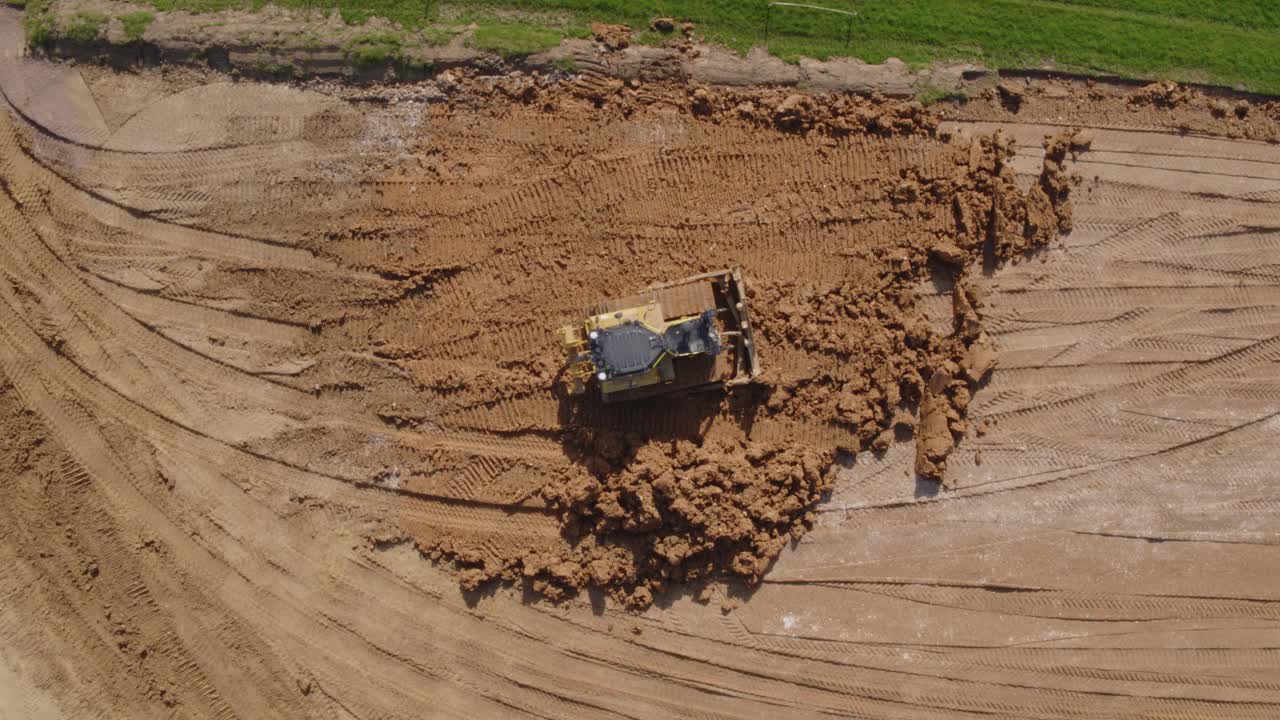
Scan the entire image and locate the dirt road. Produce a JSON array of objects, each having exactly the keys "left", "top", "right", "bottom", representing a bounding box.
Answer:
[{"left": 2, "top": 16, "right": 1279, "bottom": 717}]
